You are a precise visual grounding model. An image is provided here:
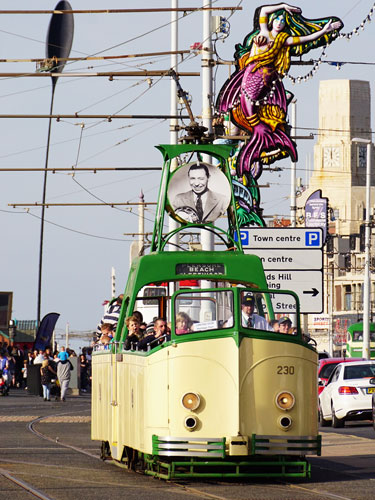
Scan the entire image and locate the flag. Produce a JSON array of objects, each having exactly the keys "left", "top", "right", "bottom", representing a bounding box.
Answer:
[{"left": 33, "top": 312, "right": 60, "bottom": 351}]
